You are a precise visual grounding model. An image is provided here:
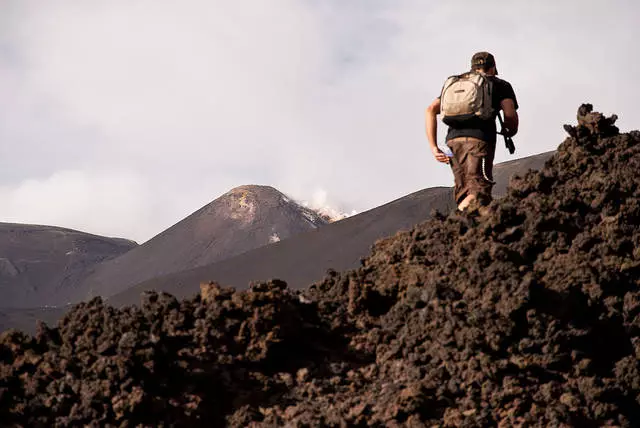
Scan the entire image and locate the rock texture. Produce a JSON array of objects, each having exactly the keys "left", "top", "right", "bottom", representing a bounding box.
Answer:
[{"left": 2, "top": 106, "right": 638, "bottom": 426}]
